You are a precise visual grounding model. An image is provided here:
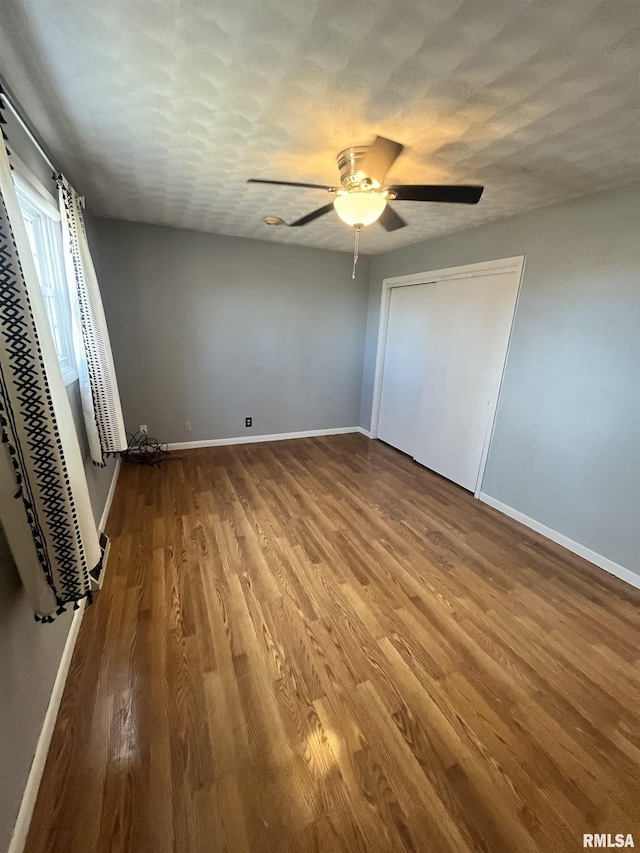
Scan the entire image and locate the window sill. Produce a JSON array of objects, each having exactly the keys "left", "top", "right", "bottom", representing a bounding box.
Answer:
[{"left": 61, "top": 366, "right": 79, "bottom": 387}]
